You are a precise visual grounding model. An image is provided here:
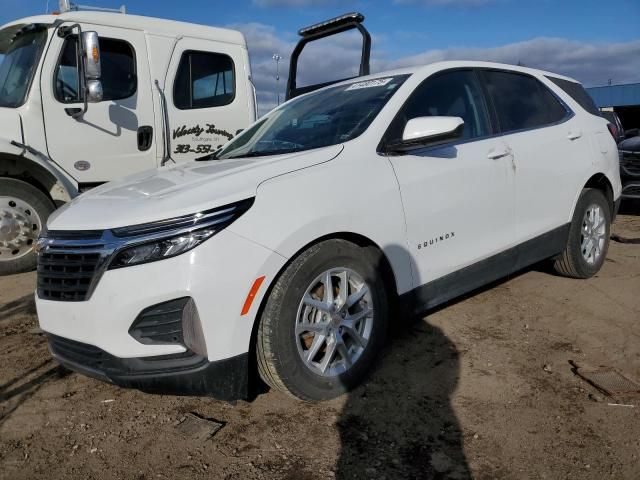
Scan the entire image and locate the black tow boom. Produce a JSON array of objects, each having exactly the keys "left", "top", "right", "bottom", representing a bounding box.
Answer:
[{"left": 285, "top": 12, "right": 372, "bottom": 101}]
